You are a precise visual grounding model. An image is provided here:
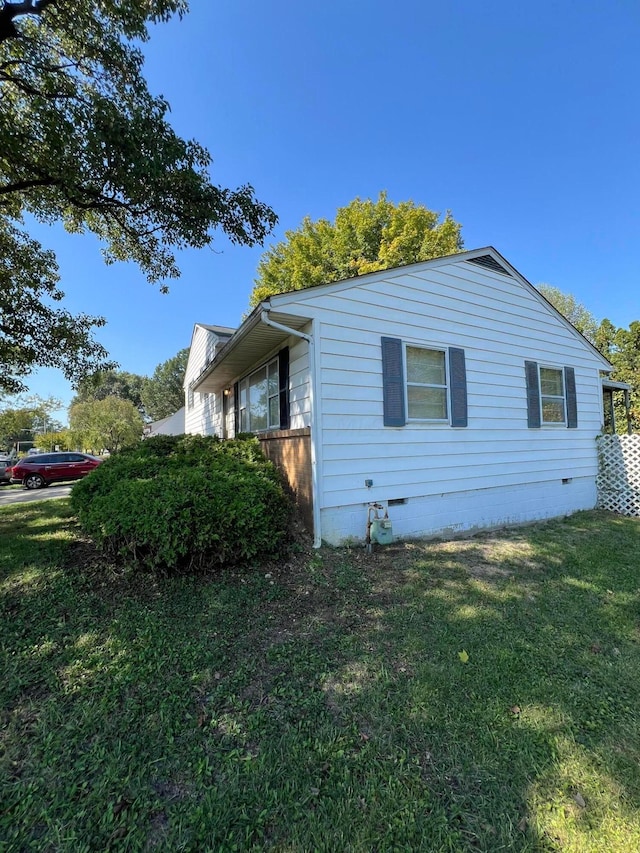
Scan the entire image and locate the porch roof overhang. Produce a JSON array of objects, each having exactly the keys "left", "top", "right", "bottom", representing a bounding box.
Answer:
[
  {"left": 601, "top": 379, "right": 632, "bottom": 434},
  {"left": 602, "top": 379, "right": 631, "bottom": 392},
  {"left": 192, "top": 304, "right": 311, "bottom": 392}
]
